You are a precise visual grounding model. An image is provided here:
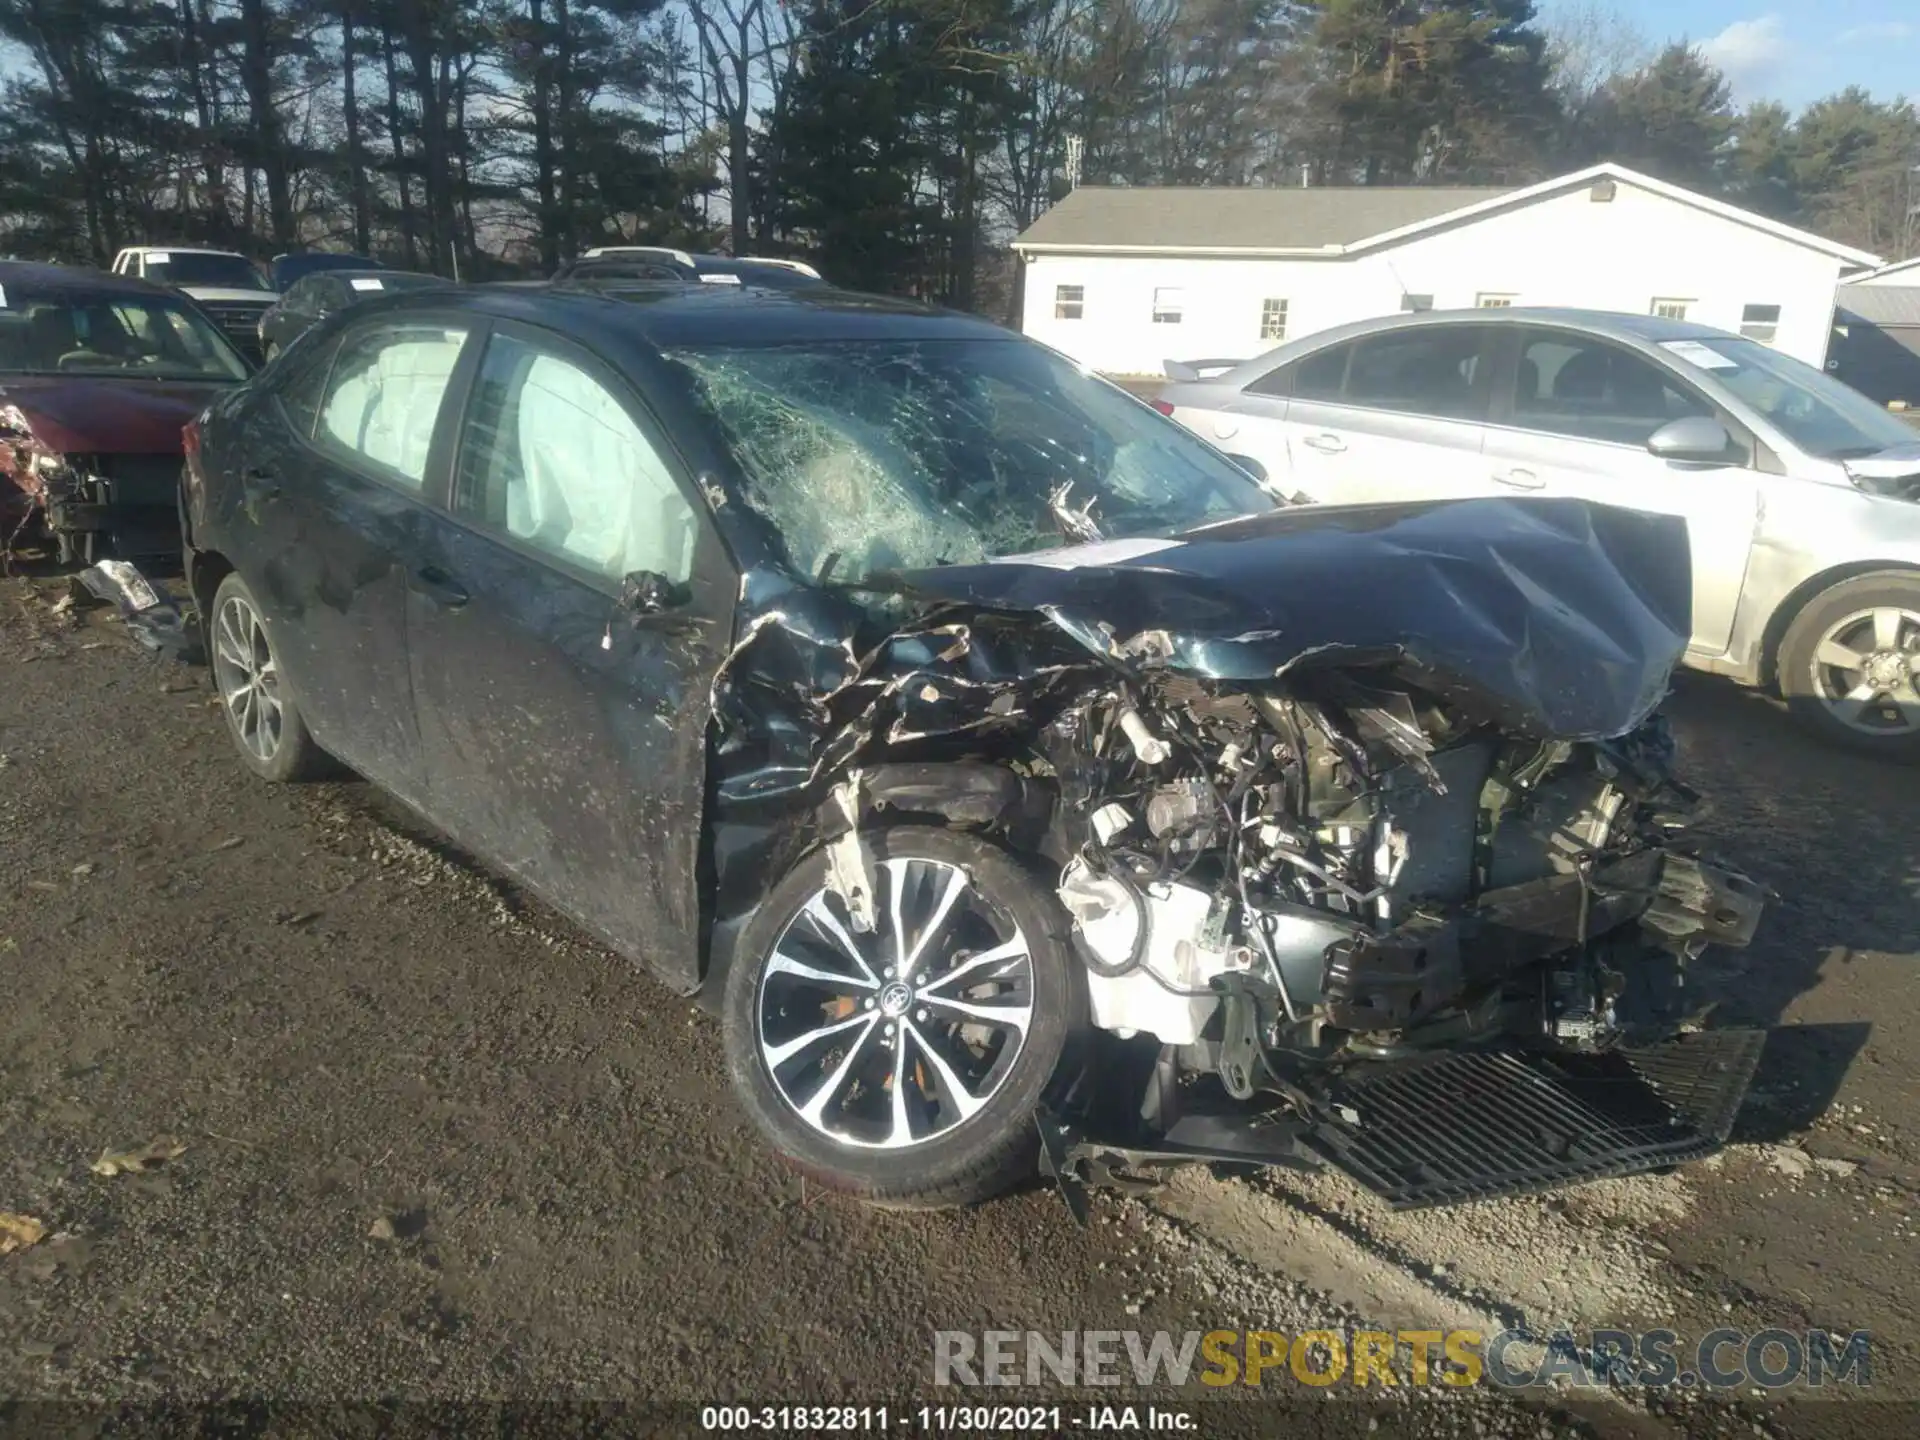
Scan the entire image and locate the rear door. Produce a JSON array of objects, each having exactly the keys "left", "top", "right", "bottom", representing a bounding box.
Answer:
[
  {"left": 404, "top": 319, "right": 734, "bottom": 991},
  {"left": 1482, "top": 326, "right": 1762, "bottom": 654},
  {"left": 213, "top": 312, "right": 475, "bottom": 800},
  {"left": 1262, "top": 326, "right": 1499, "bottom": 506}
]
